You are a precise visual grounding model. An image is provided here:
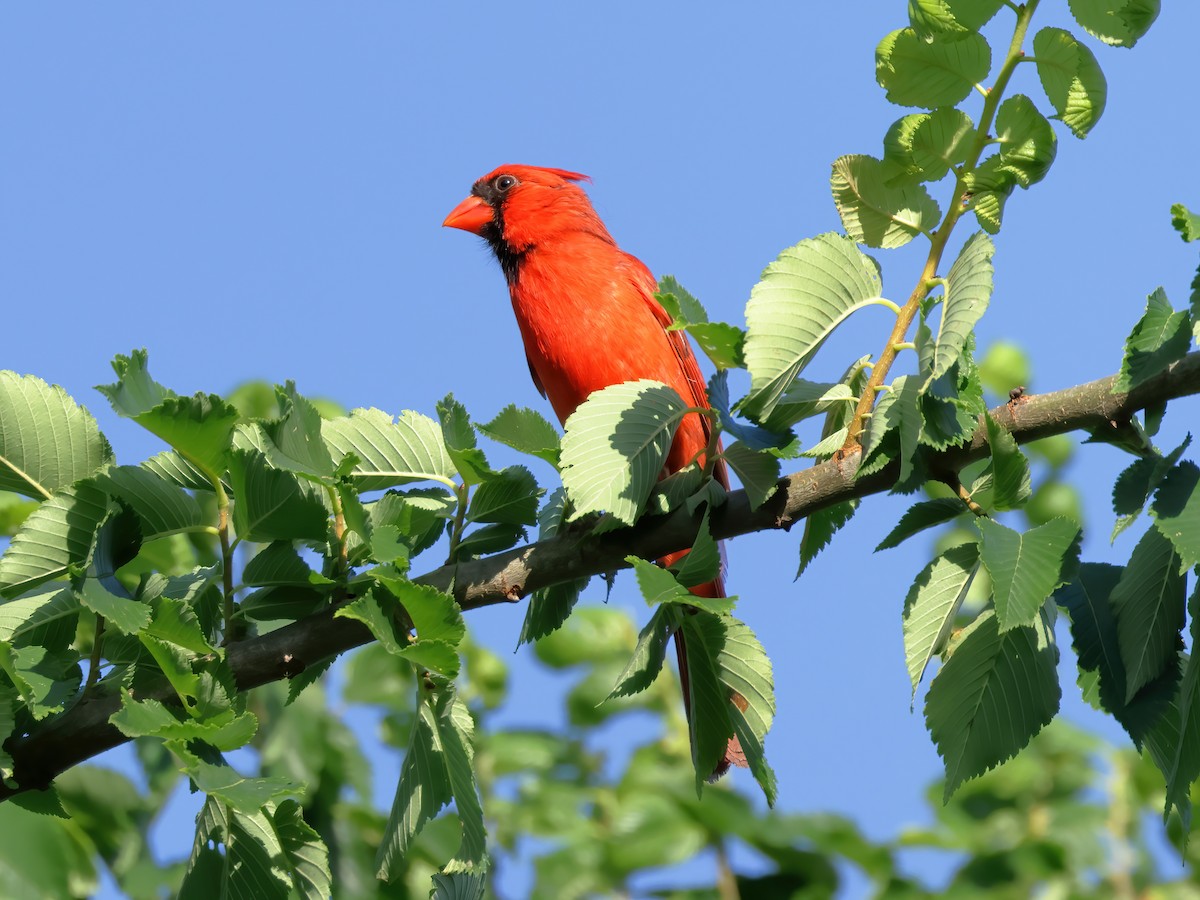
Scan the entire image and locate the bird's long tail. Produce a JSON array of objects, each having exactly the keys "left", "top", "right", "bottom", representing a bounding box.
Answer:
[{"left": 660, "top": 550, "right": 747, "bottom": 779}]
